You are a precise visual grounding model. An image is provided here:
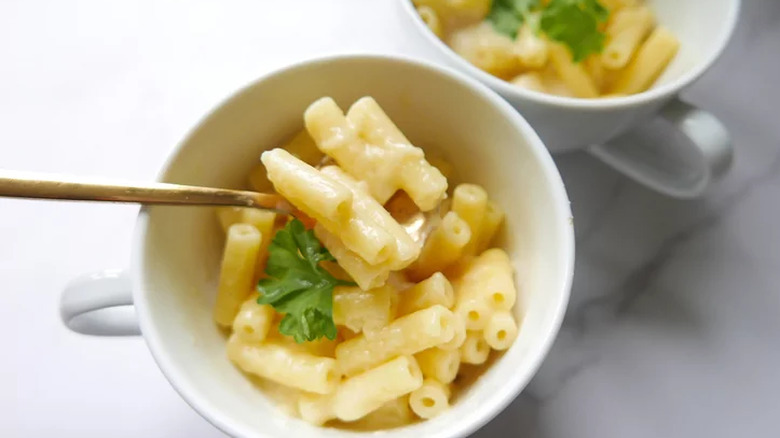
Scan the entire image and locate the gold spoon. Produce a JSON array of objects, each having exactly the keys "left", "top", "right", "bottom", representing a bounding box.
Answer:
[
  {"left": 0, "top": 171, "right": 292, "bottom": 213},
  {"left": 0, "top": 170, "right": 439, "bottom": 242}
]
